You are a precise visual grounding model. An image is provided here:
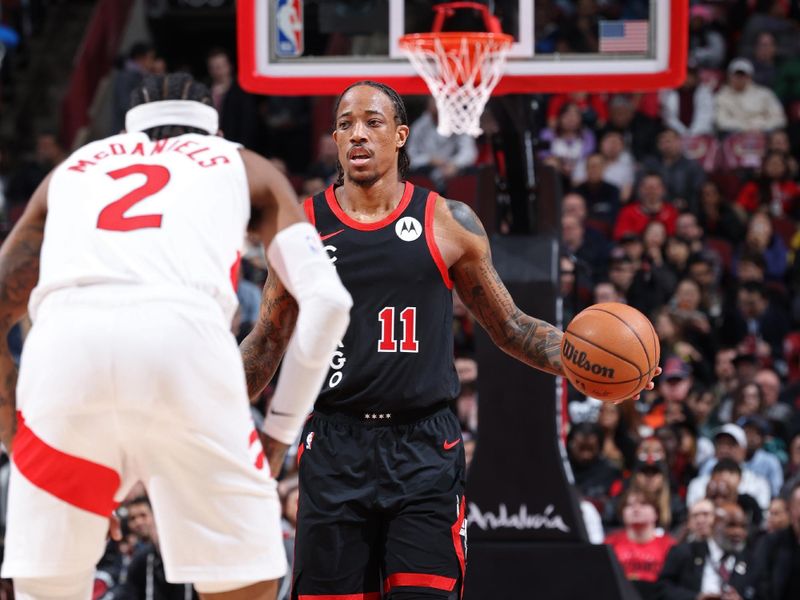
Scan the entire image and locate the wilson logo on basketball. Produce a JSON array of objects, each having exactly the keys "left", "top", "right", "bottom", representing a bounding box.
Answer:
[{"left": 562, "top": 338, "right": 616, "bottom": 379}]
